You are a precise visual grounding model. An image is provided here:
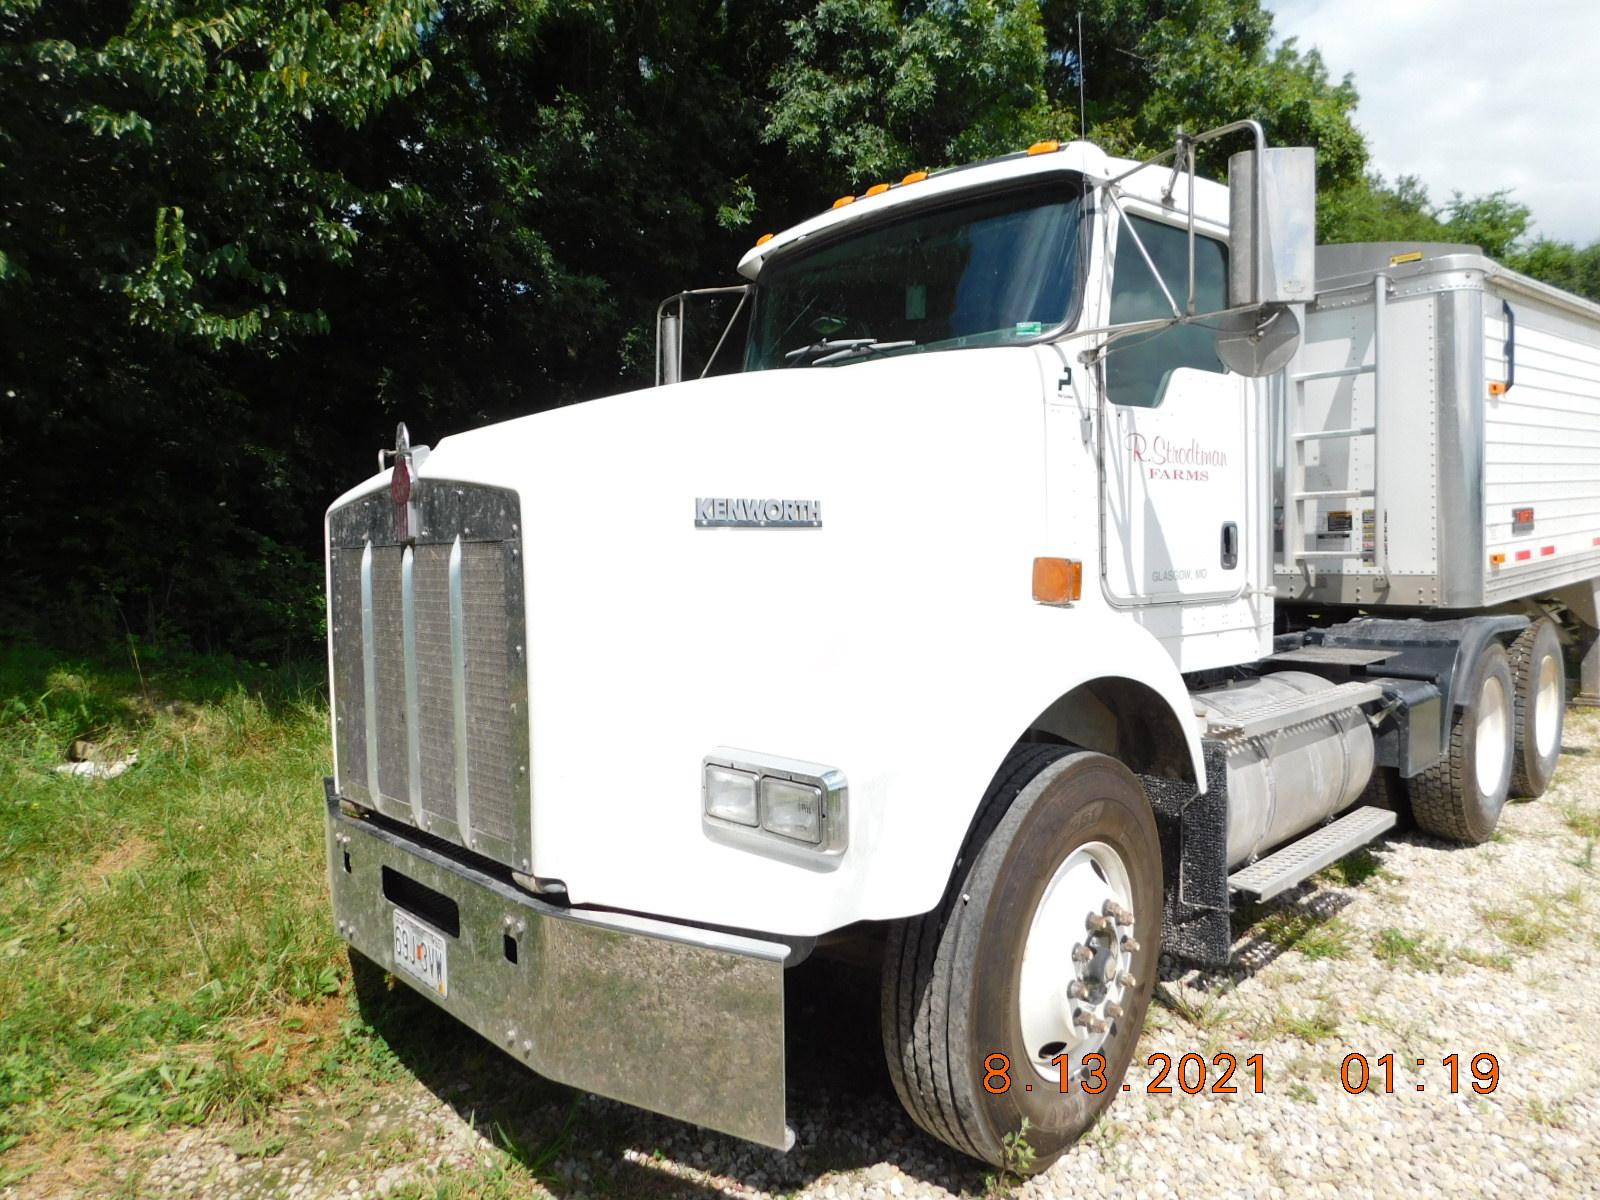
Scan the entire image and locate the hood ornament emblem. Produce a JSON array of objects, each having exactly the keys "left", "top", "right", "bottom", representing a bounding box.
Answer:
[{"left": 380, "top": 422, "right": 415, "bottom": 541}]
